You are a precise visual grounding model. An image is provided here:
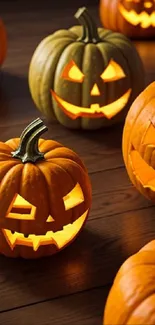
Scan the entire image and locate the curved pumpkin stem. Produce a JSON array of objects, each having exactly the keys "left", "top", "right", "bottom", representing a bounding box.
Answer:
[
  {"left": 12, "top": 118, "right": 48, "bottom": 163},
  {"left": 75, "top": 7, "right": 101, "bottom": 44}
]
